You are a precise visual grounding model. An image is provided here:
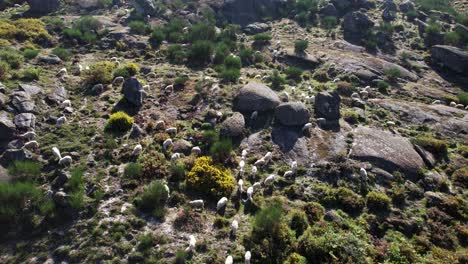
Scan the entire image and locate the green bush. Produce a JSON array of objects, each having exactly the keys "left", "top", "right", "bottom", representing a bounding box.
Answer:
[
  {"left": 64, "top": 16, "right": 101, "bottom": 44},
  {"left": 290, "top": 210, "right": 309, "bottom": 237},
  {"left": 444, "top": 31, "right": 460, "bottom": 46},
  {"left": 65, "top": 167, "right": 85, "bottom": 210},
  {"left": 124, "top": 162, "right": 142, "bottom": 179},
  {"left": 188, "top": 40, "right": 213, "bottom": 66},
  {"left": 214, "top": 43, "right": 230, "bottom": 64},
  {"left": 186, "top": 156, "right": 235, "bottom": 198},
  {"left": 384, "top": 67, "right": 401, "bottom": 81},
  {"left": 285, "top": 66, "right": 303, "bottom": 81},
  {"left": 163, "top": 18, "right": 186, "bottom": 43},
  {"left": 0, "top": 181, "right": 41, "bottom": 224},
  {"left": 220, "top": 67, "right": 240, "bottom": 83},
  {"left": 457, "top": 92, "right": 468, "bottom": 105},
  {"left": 0, "top": 49, "right": 24, "bottom": 69},
  {"left": 137, "top": 233, "right": 154, "bottom": 251},
  {"left": 187, "top": 22, "right": 216, "bottom": 42},
  {"left": 284, "top": 253, "right": 307, "bottom": 264},
  {"left": 210, "top": 138, "right": 233, "bottom": 163},
  {"left": 343, "top": 109, "right": 359, "bottom": 124},
  {"left": 377, "top": 80, "right": 390, "bottom": 93},
  {"left": 85, "top": 61, "right": 116, "bottom": 85},
  {"left": 322, "top": 187, "right": 365, "bottom": 215},
  {"left": 22, "top": 67, "right": 41, "bottom": 81},
  {"left": 425, "top": 22, "right": 442, "bottom": 35},
  {"left": 113, "top": 63, "right": 140, "bottom": 78},
  {"left": 294, "top": 39, "right": 308, "bottom": 53},
  {"left": 149, "top": 28, "right": 164, "bottom": 48},
  {"left": 0, "top": 60, "right": 10, "bottom": 80},
  {"left": 105, "top": 111, "right": 134, "bottom": 132},
  {"left": 166, "top": 44, "right": 186, "bottom": 64},
  {"left": 239, "top": 45, "right": 254, "bottom": 66},
  {"left": 135, "top": 180, "right": 168, "bottom": 219},
  {"left": 253, "top": 33, "right": 272, "bottom": 45},
  {"left": 224, "top": 55, "right": 241, "bottom": 69},
  {"left": 170, "top": 161, "right": 186, "bottom": 182},
  {"left": 412, "top": 136, "right": 448, "bottom": 157},
  {"left": 379, "top": 22, "right": 394, "bottom": 35},
  {"left": 22, "top": 49, "right": 39, "bottom": 60},
  {"left": 129, "top": 20, "right": 149, "bottom": 35},
  {"left": 321, "top": 16, "right": 337, "bottom": 29},
  {"left": 138, "top": 152, "right": 169, "bottom": 179},
  {"left": 366, "top": 191, "right": 391, "bottom": 211},
  {"left": 7, "top": 161, "right": 42, "bottom": 181},
  {"left": 268, "top": 70, "right": 286, "bottom": 90},
  {"left": 51, "top": 47, "right": 72, "bottom": 61}
]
